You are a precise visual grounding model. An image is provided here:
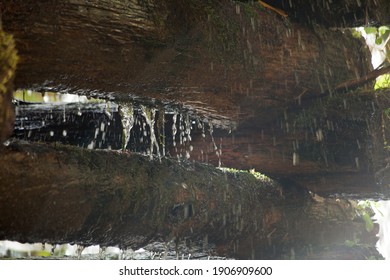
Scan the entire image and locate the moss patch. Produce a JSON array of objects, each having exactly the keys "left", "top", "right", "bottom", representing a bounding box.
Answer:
[{"left": 0, "top": 26, "right": 18, "bottom": 142}]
